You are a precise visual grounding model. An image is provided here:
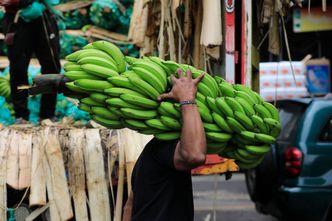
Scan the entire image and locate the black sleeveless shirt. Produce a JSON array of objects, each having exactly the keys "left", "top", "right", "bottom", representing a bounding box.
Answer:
[{"left": 131, "top": 138, "right": 194, "bottom": 221}]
